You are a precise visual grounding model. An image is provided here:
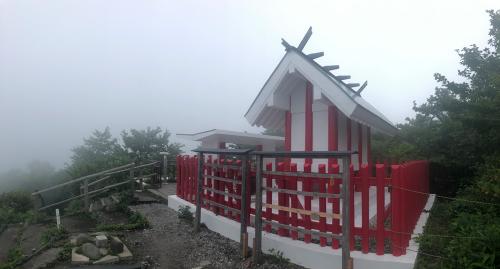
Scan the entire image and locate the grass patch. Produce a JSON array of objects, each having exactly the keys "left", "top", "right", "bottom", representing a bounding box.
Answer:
[
  {"left": 262, "top": 248, "right": 290, "bottom": 265},
  {"left": 41, "top": 226, "right": 68, "bottom": 247},
  {"left": 96, "top": 211, "right": 149, "bottom": 231}
]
